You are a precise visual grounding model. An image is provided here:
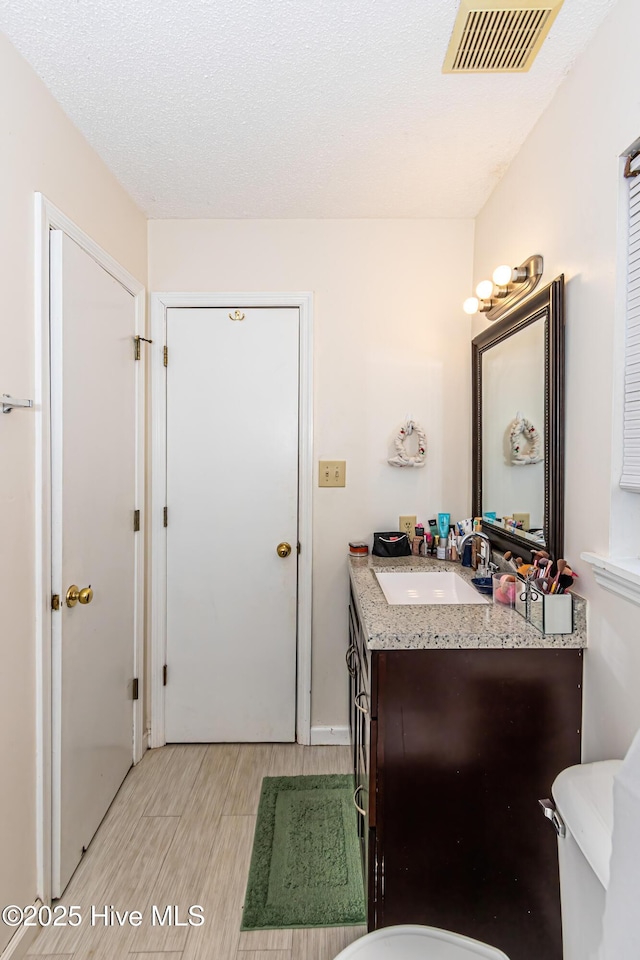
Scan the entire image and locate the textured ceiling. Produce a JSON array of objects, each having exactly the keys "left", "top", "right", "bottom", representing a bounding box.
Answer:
[{"left": 0, "top": 0, "right": 618, "bottom": 218}]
